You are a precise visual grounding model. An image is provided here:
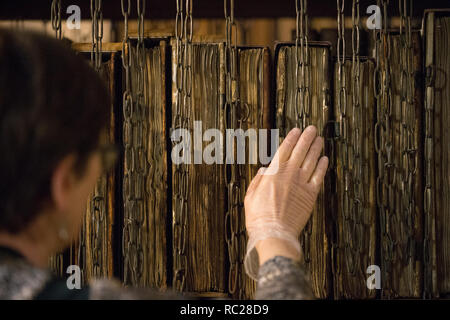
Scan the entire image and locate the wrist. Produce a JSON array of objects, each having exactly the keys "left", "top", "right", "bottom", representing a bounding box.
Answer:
[{"left": 255, "top": 238, "right": 302, "bottom": 266}]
